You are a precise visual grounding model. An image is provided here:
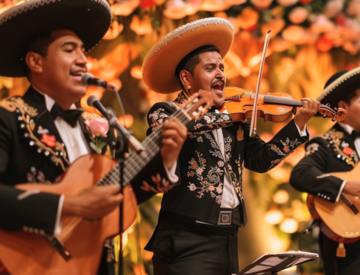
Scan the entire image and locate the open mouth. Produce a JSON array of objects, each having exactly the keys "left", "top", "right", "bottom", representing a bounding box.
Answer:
[
  {"left": 211, "top": 82, "right": 224, "bottom": 96},
  {"left": 70, "top": 71, "right": 86, "bottom": 82}
]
